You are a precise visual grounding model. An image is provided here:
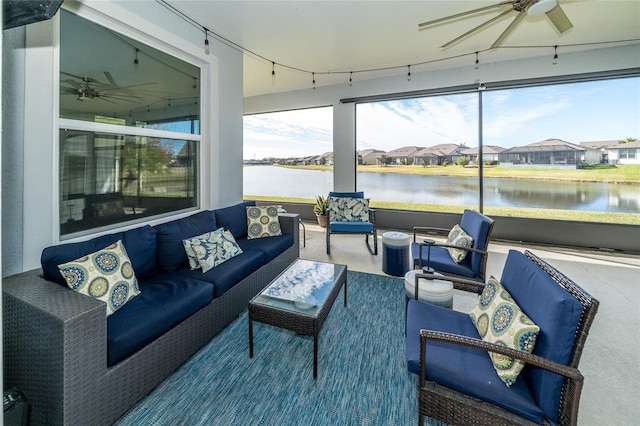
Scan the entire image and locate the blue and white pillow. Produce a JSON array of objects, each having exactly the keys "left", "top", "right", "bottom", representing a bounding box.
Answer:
[
  {"left": 328, "top": 197, "right": 369, "bottom": 222},
  {"left": 246, "top": 205, "right": 282, "bottom": 239},
  {"left": 469, "top": 276, "right": 540, "bottom": 386},
  {"left": 188, "top": 228, "right": 243, "bottom": 273},
  {"left": 446, "top": 224, "right": 474, "bottom": 263},
  {"left": 57, "top": 240, "right": 140, "bottom": 316},
  {"left": 183, "top": 229, "right": 219, "bottom": 270}
]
